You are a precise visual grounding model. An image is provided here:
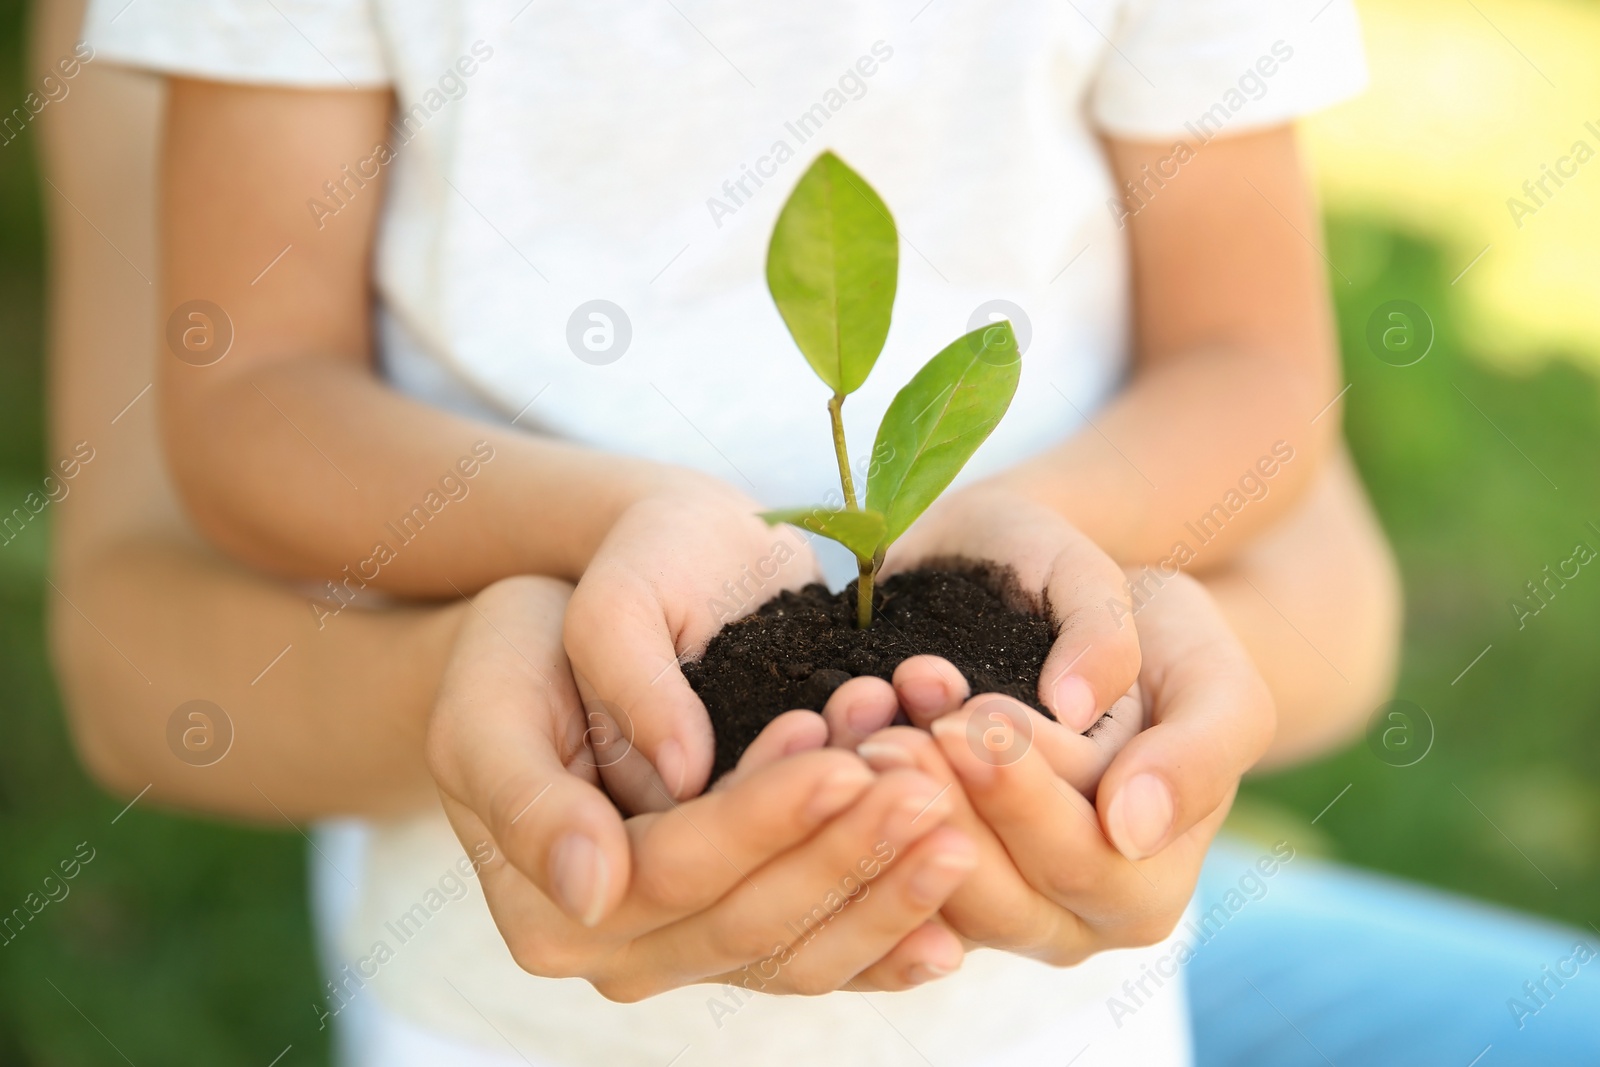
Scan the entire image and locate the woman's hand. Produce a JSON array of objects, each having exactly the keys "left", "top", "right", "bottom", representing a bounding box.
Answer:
[
  {"left": 428, "top": 576, "right": 980, "bottom": 1001},
  {"left": 562, "top": 478, "right": 823, "bottom": 812}
]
